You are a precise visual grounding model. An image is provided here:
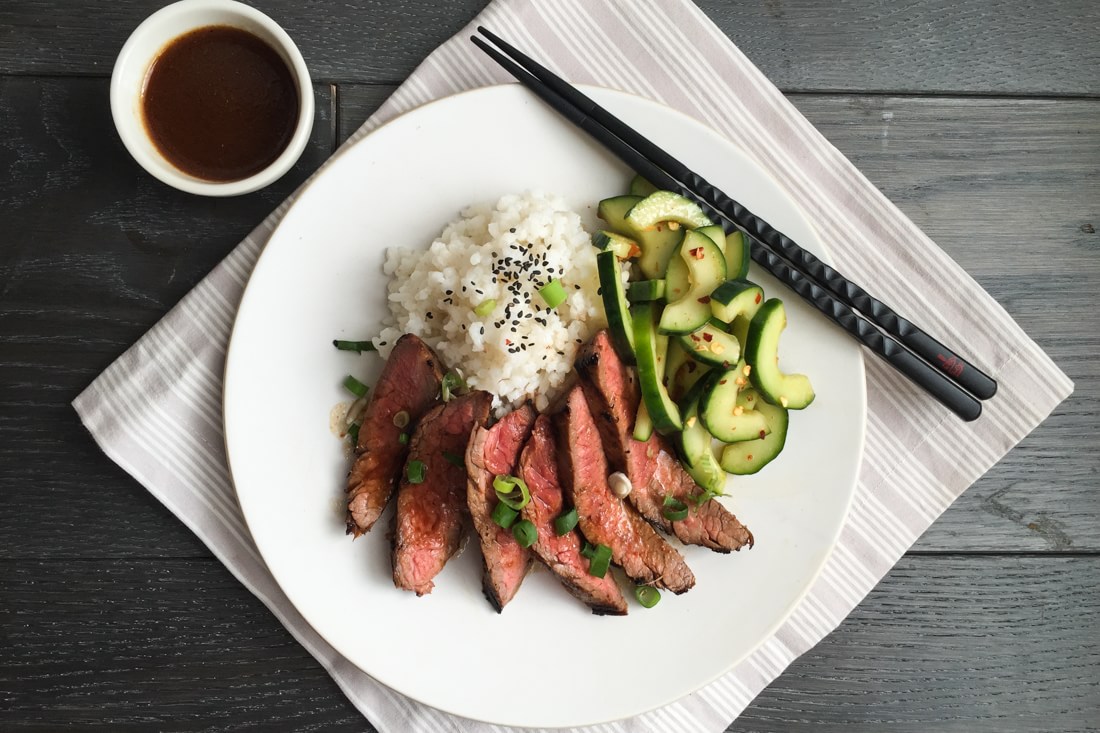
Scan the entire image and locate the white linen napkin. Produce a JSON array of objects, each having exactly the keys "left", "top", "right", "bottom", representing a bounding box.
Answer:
[{"left": 73, "top": 0, "right": 1073, "bottom": 730}]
